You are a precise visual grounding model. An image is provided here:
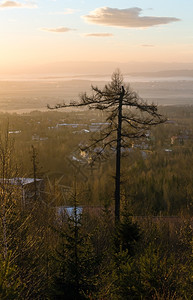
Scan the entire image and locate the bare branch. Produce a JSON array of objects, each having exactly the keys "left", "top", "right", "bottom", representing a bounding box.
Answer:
[{"left": 48, "top": 69, "right": 166, "bottom": 222}]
